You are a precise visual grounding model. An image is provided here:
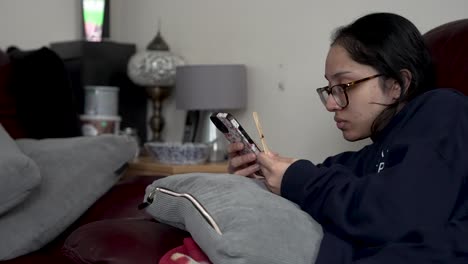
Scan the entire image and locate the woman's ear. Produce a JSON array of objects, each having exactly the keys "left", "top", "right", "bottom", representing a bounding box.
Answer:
[
  {"left": 400, "top": 69, "right": 412, "bottom": 91},
  {"left": 387, "top": 69, "right": 412, "bottom": 101},
  {"left": 385, "top": 78, "right": 402, "bottom": 101}
]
